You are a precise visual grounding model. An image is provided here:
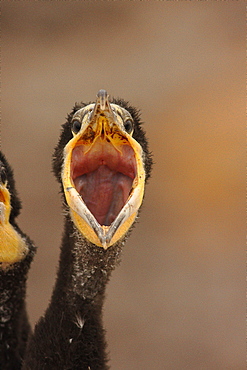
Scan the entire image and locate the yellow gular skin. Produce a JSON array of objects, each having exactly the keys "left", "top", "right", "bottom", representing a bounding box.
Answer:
[{"left": 0, "top": 185, "right": 28, "bottom": 268}]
